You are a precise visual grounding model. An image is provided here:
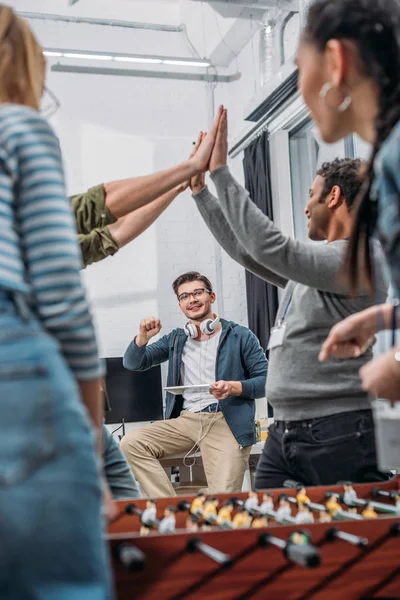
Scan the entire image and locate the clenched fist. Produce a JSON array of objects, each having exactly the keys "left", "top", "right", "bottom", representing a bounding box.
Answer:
[{"left": 136, "top": 317, "right": 162, "bottom": 347}]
